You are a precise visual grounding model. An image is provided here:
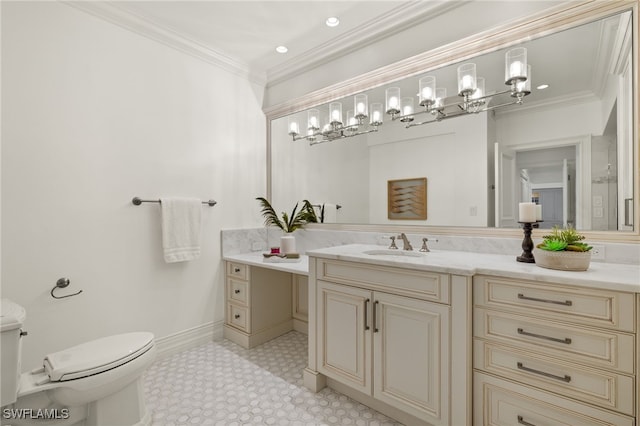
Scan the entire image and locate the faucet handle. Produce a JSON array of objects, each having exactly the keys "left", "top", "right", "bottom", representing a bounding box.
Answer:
[
  {"left": 388, "top": 236, "right": 398, "bottom": 250},
  {"left": 419, "top": 237, "right": 430, "bottom": 252}
]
